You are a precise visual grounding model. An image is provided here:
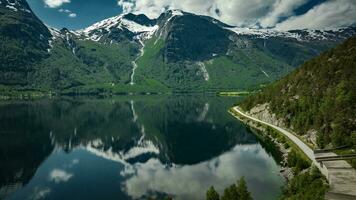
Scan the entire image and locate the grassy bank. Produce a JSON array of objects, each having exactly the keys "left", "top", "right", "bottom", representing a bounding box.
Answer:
[
  {"left": 218, "top": 91, "right": 251, "bottom": 97},
  {"left": 0, "top": 85, "right": 52, "bottom": 100}
]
